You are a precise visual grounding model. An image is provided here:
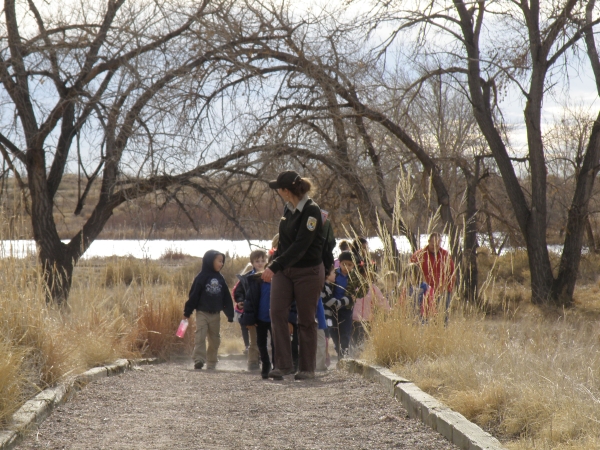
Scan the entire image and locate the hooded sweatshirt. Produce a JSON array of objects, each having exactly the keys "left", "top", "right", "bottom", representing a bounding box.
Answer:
[{"left": 183, "top": 250, "right": 234, "bottom": 320}]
